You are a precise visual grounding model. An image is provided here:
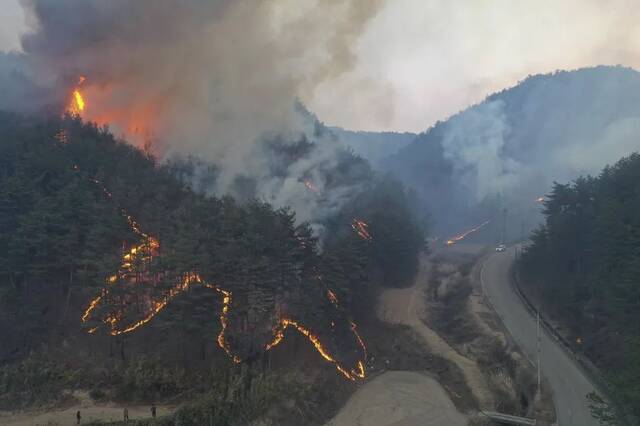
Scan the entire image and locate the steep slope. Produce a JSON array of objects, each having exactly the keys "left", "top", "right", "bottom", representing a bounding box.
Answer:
[
  {"left": 0, "top": 111, "right": 427, "bottom": 424},
  {"left": 384, "top": 66, "right": 640, "bottom": 235}
]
